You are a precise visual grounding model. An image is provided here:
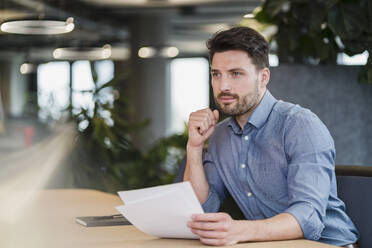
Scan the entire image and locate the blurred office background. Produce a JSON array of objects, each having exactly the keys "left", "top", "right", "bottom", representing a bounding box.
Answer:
[{"left": 0, "top": 0, "right": 371, "bottom": 193}]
